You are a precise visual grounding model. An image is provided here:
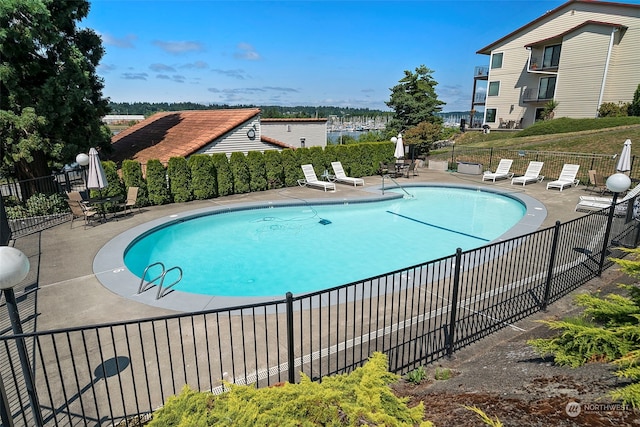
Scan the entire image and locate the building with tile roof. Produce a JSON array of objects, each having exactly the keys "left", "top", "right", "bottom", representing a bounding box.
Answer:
[{"left": 108, "top": 108, "right": 322, "bottom": 165}]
